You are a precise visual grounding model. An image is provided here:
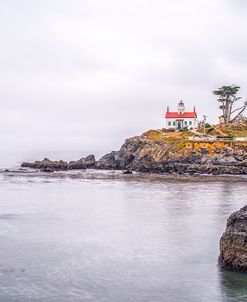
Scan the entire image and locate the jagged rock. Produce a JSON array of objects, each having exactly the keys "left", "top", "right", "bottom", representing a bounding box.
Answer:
[
  {"left": 84, "top": 155, "right": 96, "bottom": 168},
  {"left": 21, "top": 158, "right": 68, "bottom": 170},
  {"left": 94, "top": 134, "right": 247, "bottom": 174},
  {"left": 116, "top": 136, "right": 168, "bottom": 172},
  {"left": 96, "top": 151, "right": 119, "bottom": 169},
  {"left": 68, "top": 155, "right": 96, "bottom": 169},
  {"left": 219, "top": 206, "right": 247, "bottom": 272},
  {"left": 21, "top": 156, "right": 95, "bottom": 171},
  {"left": 21, "top": 162, "right": 33, "bottom": 168}
]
